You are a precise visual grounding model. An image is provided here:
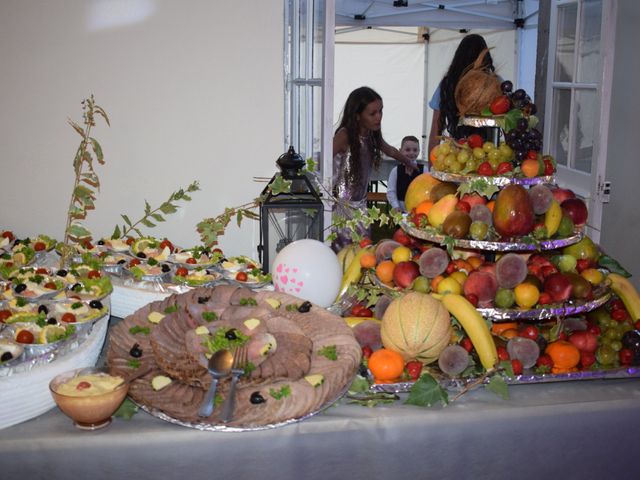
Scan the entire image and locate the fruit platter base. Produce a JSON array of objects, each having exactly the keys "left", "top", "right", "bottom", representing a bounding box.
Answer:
[
  {"left": 370, "top": 365, "right": 640, "bottom": 394},
  {"left": 0, "top": 314, "right": 109, "bottom": 430}
]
